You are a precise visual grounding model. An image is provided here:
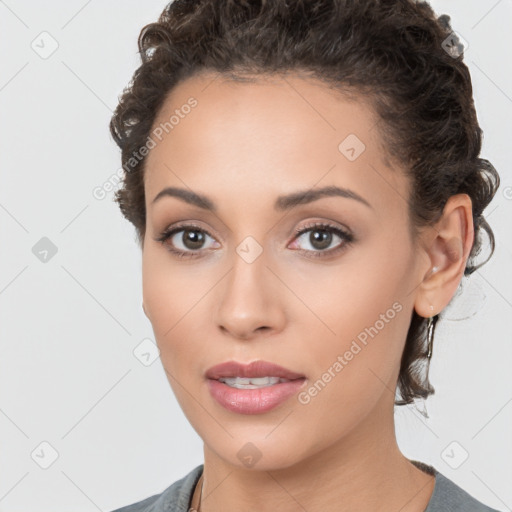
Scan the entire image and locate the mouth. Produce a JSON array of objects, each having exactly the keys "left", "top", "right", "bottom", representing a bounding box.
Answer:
[
  {"left": 205, "top": 360, "right": 306, "bottom": 414},
  {"left": 205, "top": 359, "right": 306, "bottom": 384},
  {"left": 215, "top": 376, "right": 295, "bottom": 389}
]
